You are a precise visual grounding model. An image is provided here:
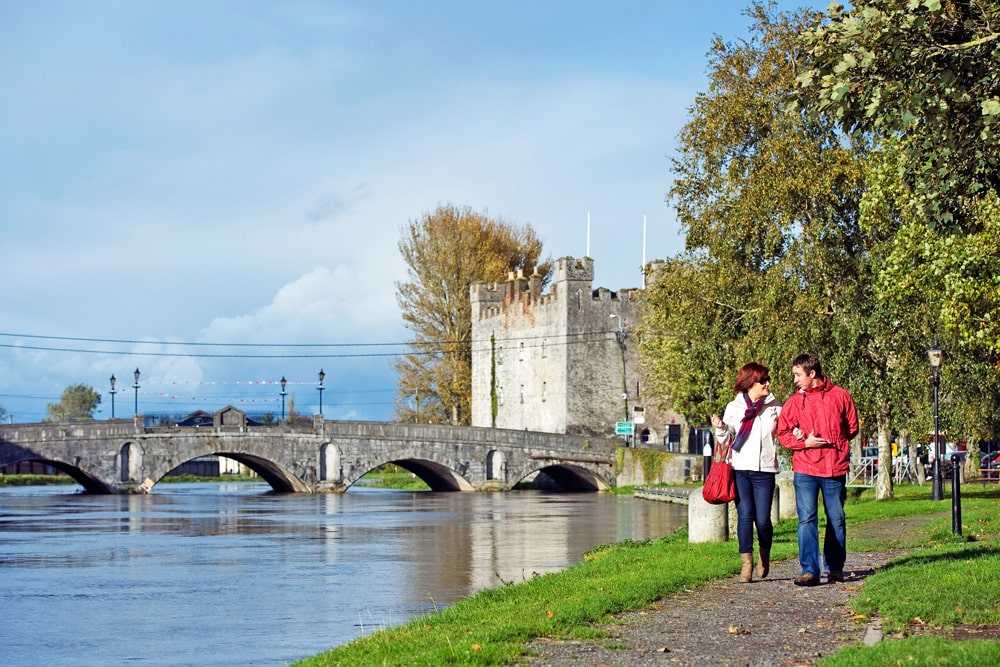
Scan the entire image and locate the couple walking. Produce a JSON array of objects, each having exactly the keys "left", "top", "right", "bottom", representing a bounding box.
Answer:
[{"left": 711, "top": 353, "right": 859, "bottom": 586}]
